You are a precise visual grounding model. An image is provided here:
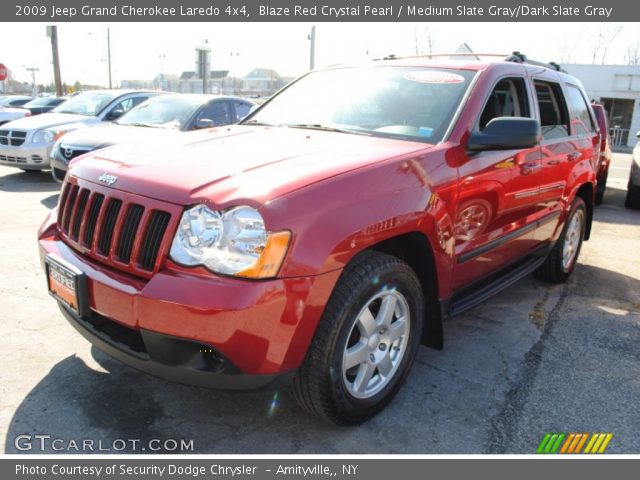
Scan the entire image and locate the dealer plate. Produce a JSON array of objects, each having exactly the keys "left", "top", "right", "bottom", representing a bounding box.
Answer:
[{"left": 45, "top": 254, "right": 88, "bottom": 317}]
